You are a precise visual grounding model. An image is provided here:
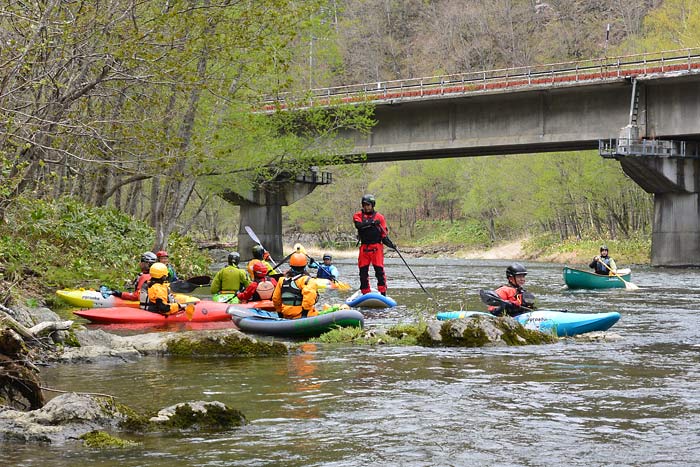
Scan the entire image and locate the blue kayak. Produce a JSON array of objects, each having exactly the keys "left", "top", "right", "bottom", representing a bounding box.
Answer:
[
  {"left": 228, "top": 306, "right": 364, "bottom": 338},
  {"left": 436, "top": 310, "right": 620, "bottom": 337},
  {"left": 345, "top": 290, "right": 397, "bottom": 308}
]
